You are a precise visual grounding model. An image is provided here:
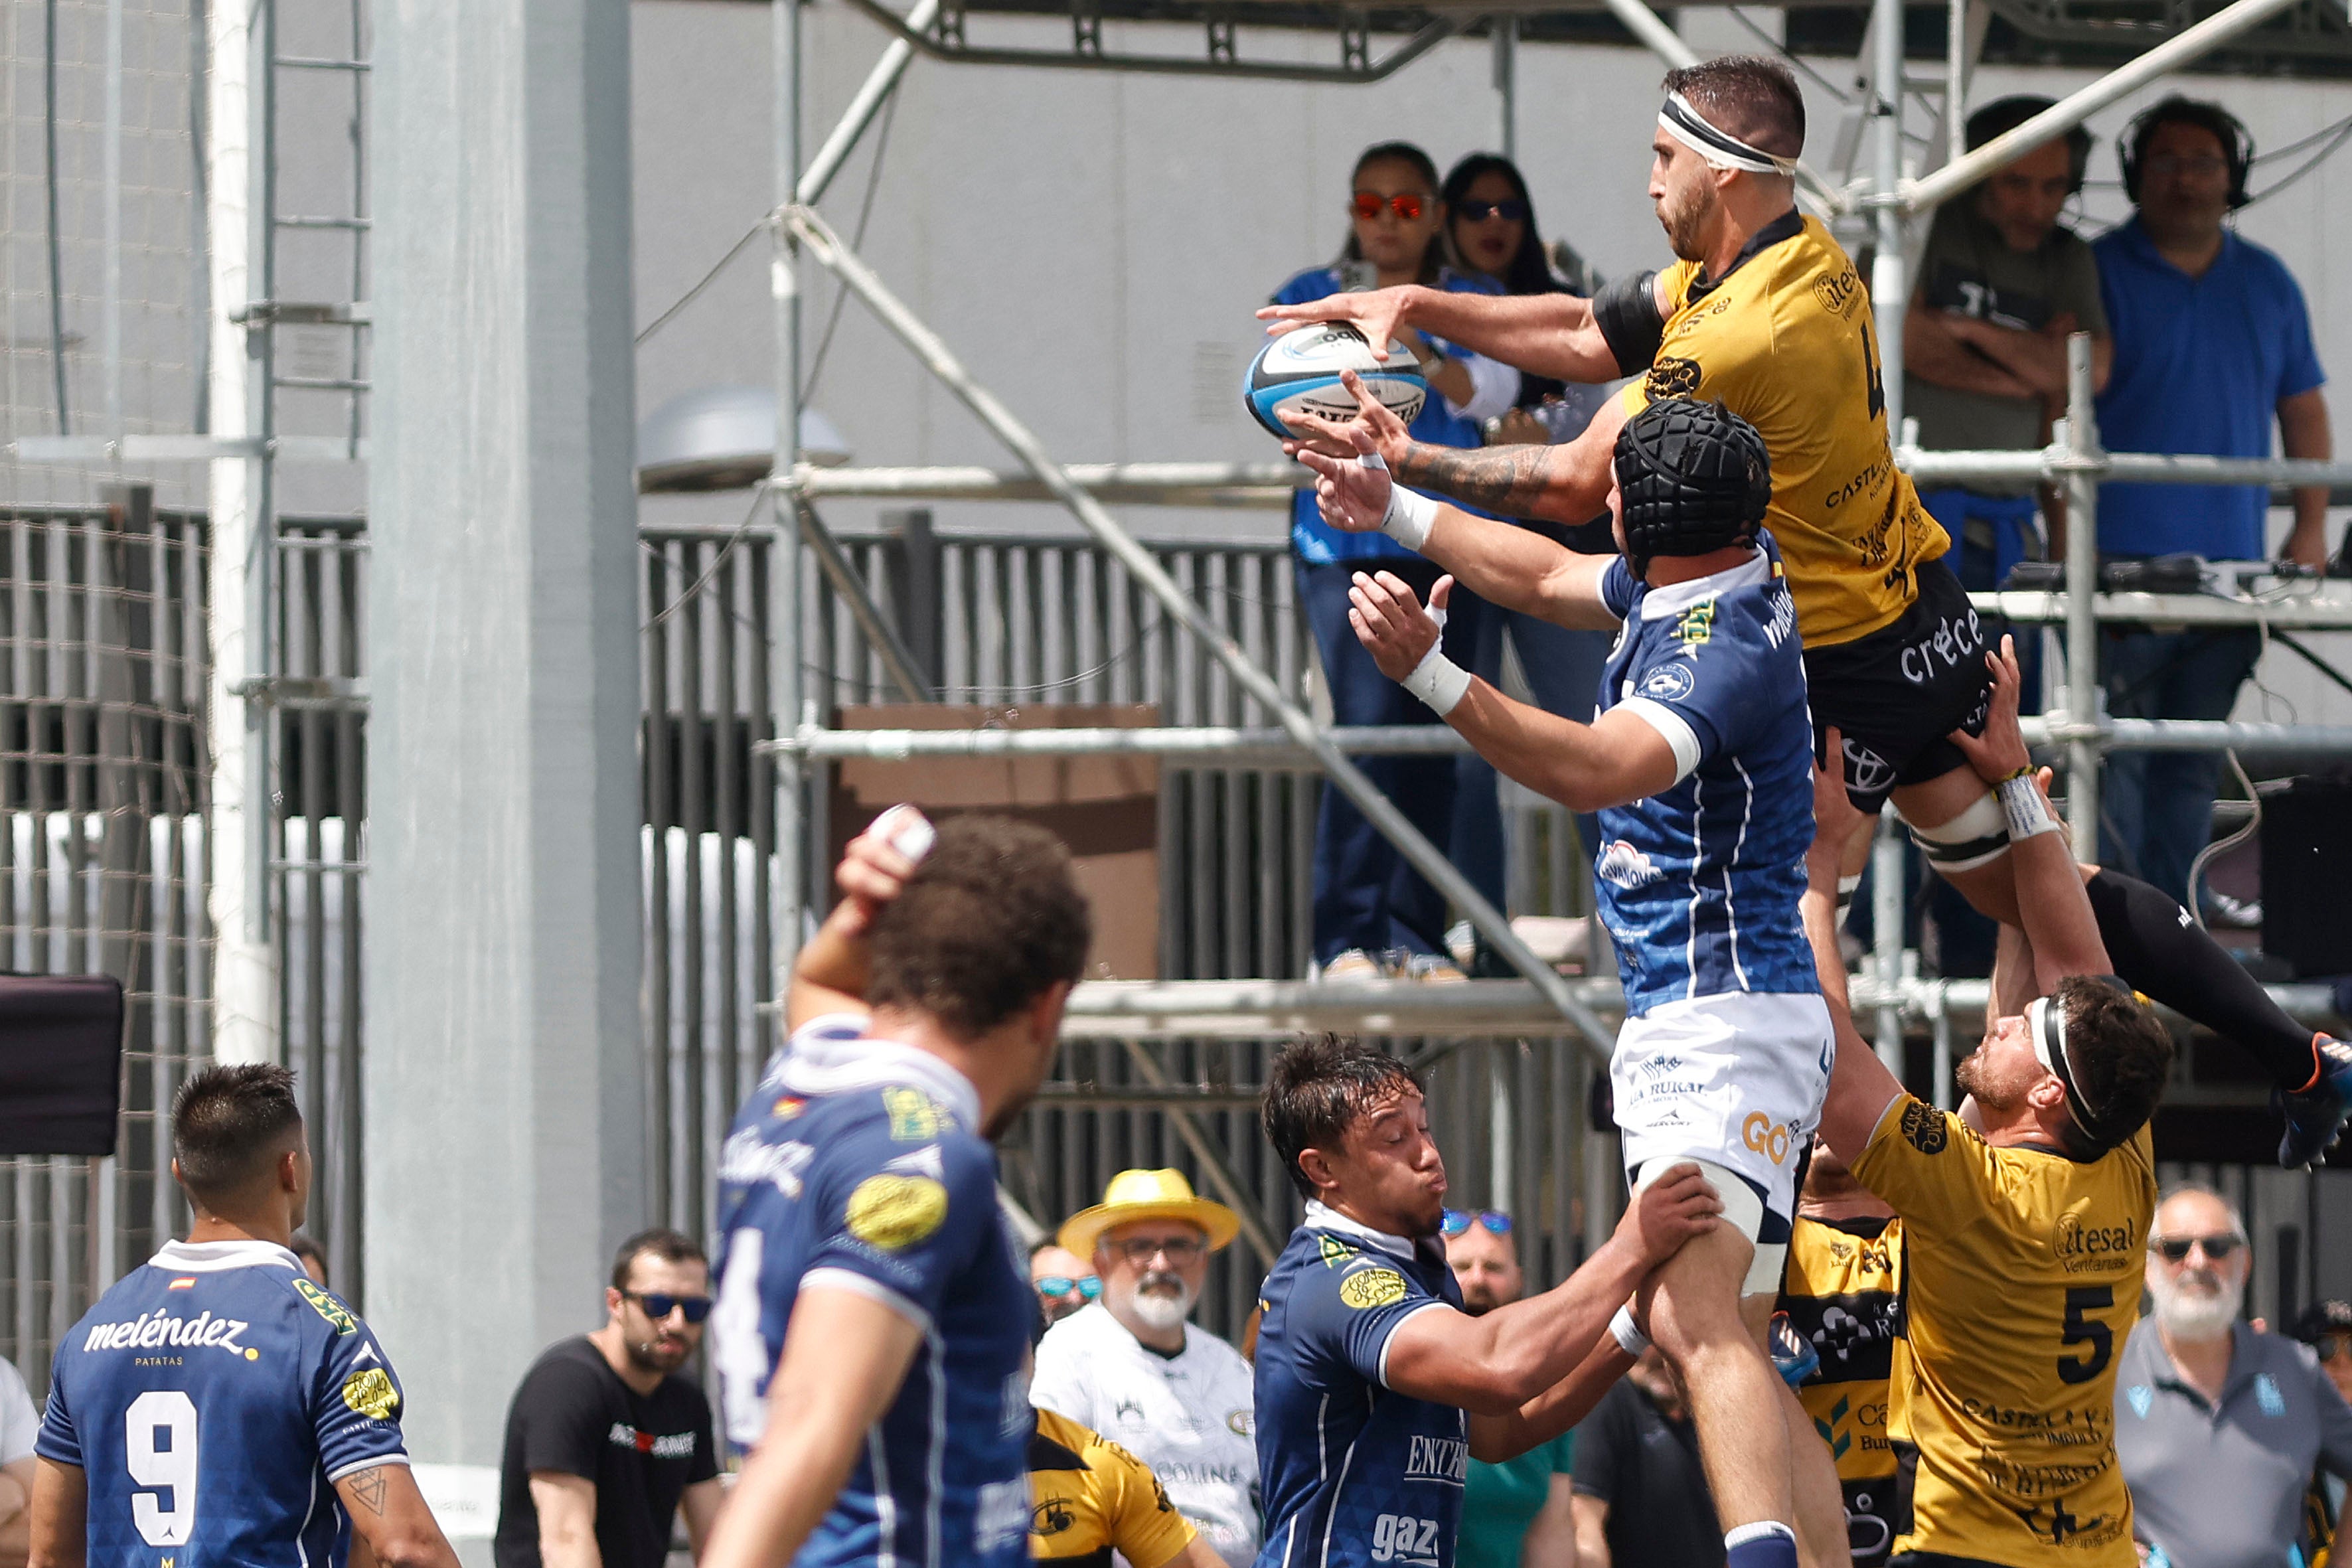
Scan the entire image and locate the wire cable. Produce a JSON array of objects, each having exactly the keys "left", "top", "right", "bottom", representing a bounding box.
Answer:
[
  {"left": 44, "top": 0, "right": 72, "bottom": 435},
  {"left": 800, "top": 90, "right": 900, "bottom": 402},
  {"left": 2244, "top": 118, "right": 2352, "bottom": 208},
  {"left": 635, "top": 218, "right": 770, "bottom": 347},
  {"left": 2185, "top": 747, "right": 2261, "bottom": 935}
]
